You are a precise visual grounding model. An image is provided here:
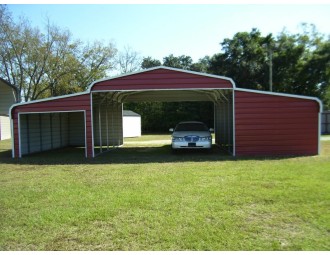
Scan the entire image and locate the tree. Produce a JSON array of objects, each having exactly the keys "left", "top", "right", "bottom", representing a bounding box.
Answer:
[
  {"left": 208, "top": 25, "right": 329, "bottom": 107},
  {"left": 270, "top": 24, "right": 329, "bottom": 100},
  {"left": 116, "top": 46, "right": 142, "bottom": 74},
  {"left": 208, "top": 28, "right": 268, "bottom": 90},
  {"left": 0, "top": 5, "right": 117, "bottom": 101},
  {"left": 299, "top": 38, "right": 330, "bottom": 108},
  {"left": 163, "top": 54, "right": 193, "bottom": 69},
  {"left": 141, "top": 54, "right": 210, "bottom": 72},
  {"left": 190, "top": 56, "right": 211, "bottom": 73},
  {"left": 141, "top": 56, "right": 161, "bottom": 69}
]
